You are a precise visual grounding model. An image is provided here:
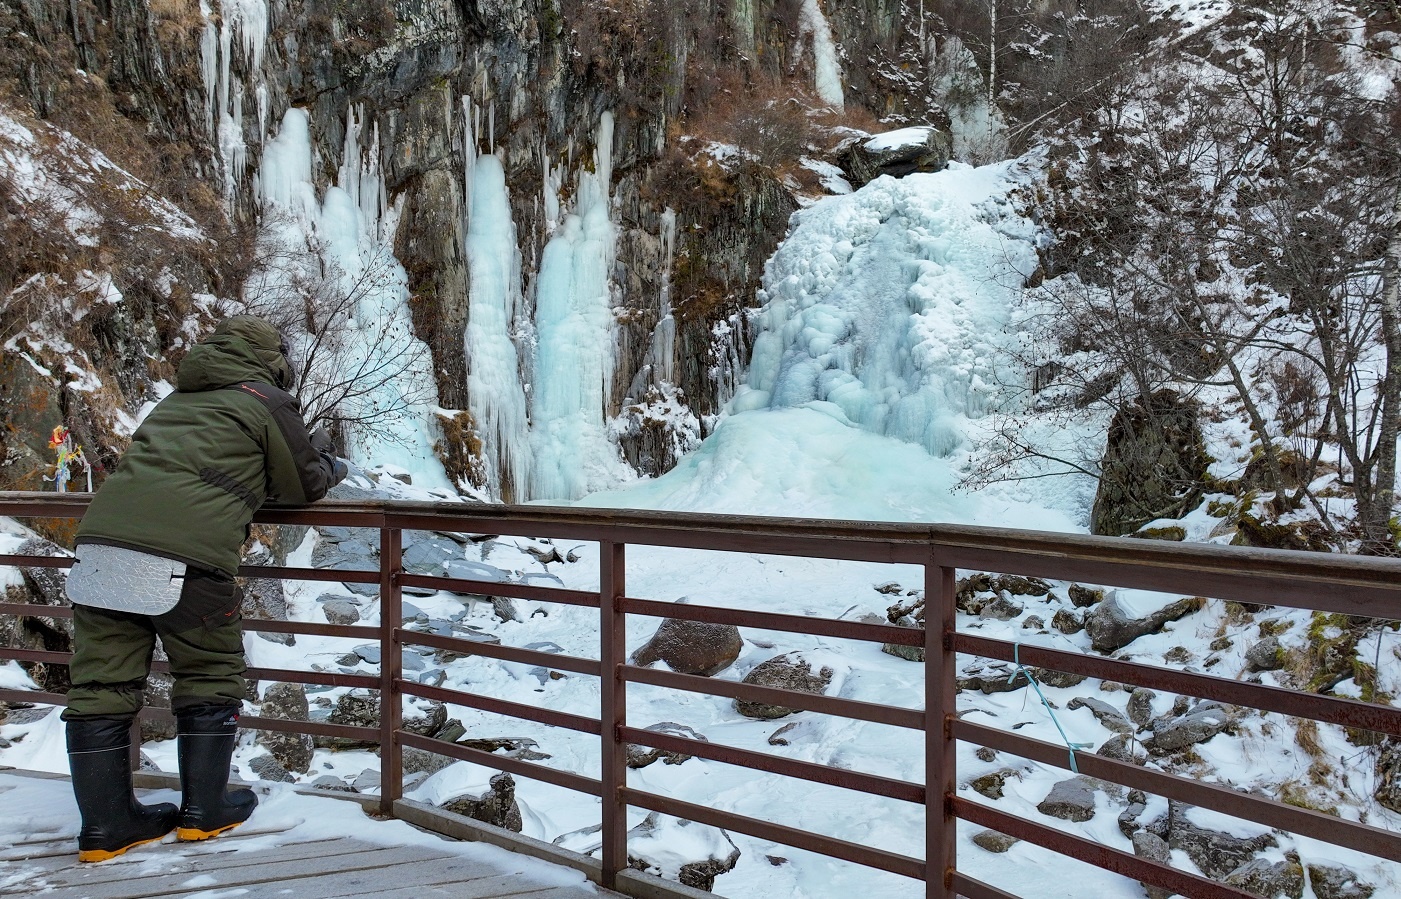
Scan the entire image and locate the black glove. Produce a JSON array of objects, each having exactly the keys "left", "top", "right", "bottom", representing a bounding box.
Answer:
[
  {"left": 328, "top": 457, "right": 349, "bottom": 488},
  {"left": 309, "top": 428, "right": 334, "bottom": 454}
]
